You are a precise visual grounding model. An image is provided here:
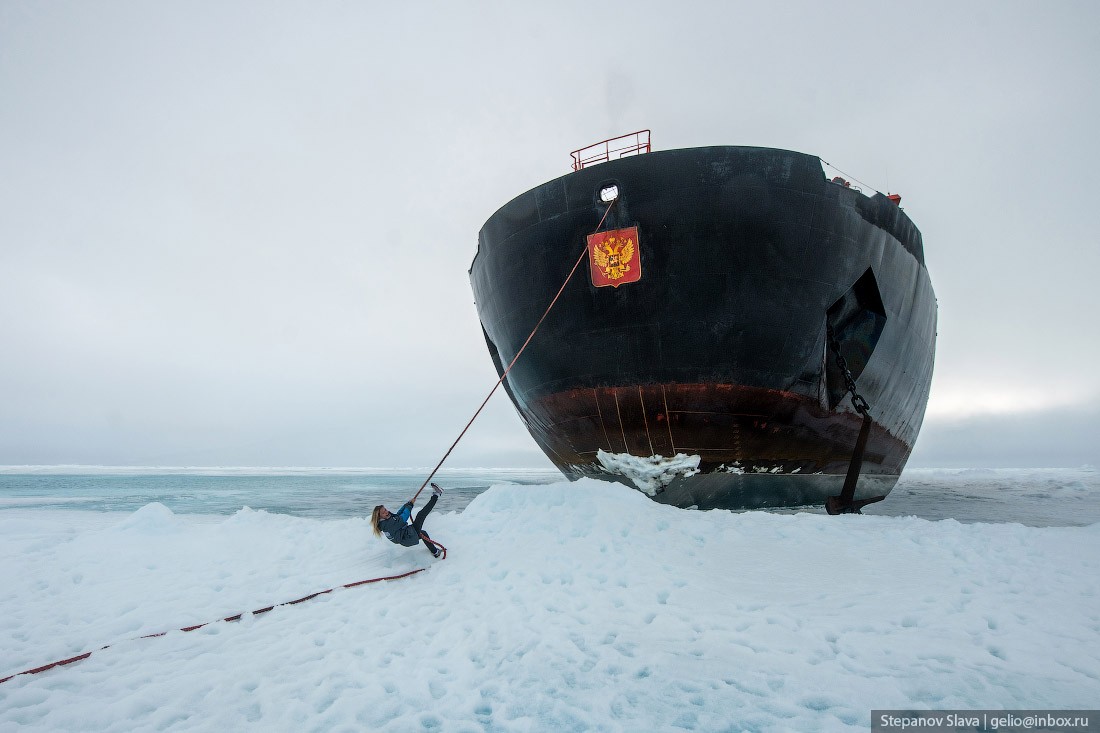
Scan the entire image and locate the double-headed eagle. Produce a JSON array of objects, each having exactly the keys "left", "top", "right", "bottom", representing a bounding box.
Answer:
[{"left": 593, "top": 235, "right": 635, "bottom": 280}]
